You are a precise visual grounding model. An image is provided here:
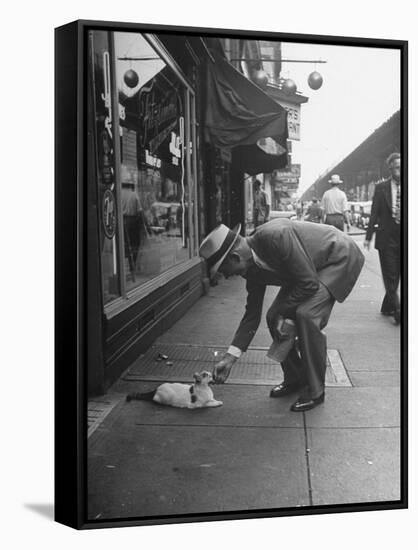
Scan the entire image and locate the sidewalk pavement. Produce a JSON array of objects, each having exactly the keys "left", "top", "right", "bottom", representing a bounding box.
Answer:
[{"left": 87, "top": 234, "right": 401, "bottom": 521}]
